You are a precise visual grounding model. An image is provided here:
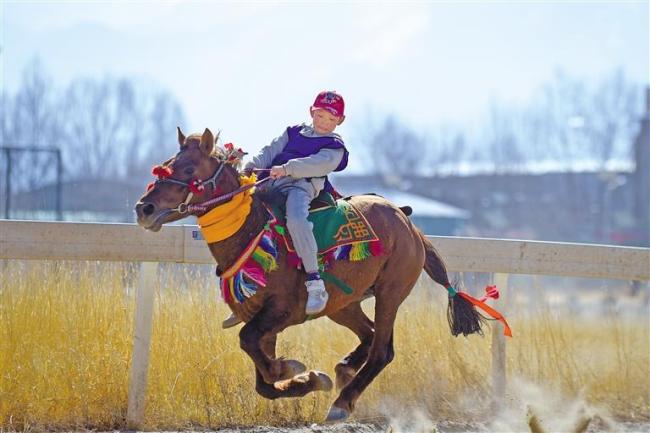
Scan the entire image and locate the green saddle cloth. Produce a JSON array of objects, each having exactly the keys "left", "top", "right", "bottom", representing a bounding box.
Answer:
[{"left": 268, "top": 191, "right": 379, "bottom": 255}]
